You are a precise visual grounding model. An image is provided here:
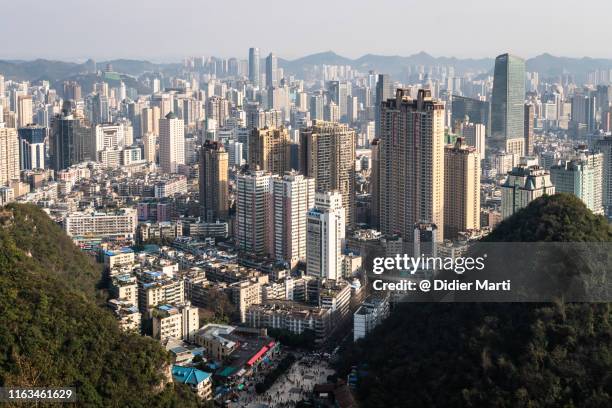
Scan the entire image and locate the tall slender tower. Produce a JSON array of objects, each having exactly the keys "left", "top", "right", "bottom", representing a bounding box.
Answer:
[
  {"left": 444, "top": 138, "right": 481, "bottom": 239},
  {"left": 199, "top": 140, "right": 229, "bottom": 222},
  {"left": 248, "top": 126, "right": 292, "bottom": 175},
  {"left": 378, "top": 89, "right": 445, "bottom": 242},
  {"left": 491, "top": 53, "right": 526, "bottom": 155},
  {"left": 265, "top": 53, "right": 278, "bottom": 88},
  {"left": 158, "top": 112, "right": 184, "bottom": 173},
  {"left": 524, "top": 104, "right": 534, "bottom": 156},
  {"left": 249, "top": 47, "right": 260, "bottom": 88},
  {"left": 375, "top": 74, "right": 393, "bottom": 137},
  {"left": 299, "top": 121, "right": 356, "bottom": 228}
]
